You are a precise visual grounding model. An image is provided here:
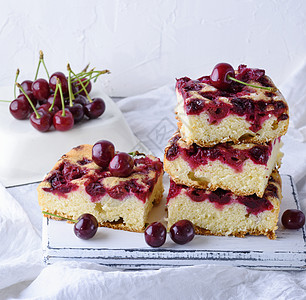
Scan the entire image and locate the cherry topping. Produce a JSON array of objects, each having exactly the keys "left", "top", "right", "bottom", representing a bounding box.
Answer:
[
  {"left": 144, "top": 222, "right": 167, "bottom": 247},
  {"left": 9, "top": 98, "right": 31, "bottom": 120},
  {"left": 30, "top": 110, "right": 52, "bottom": 132},
  {"left": 92, "top": 140, "right": 115, "bottom": 169},
  {"left": 210, "top": 63, "right": 235, "bottom": 91},
  {"left": 109, "top": 152, "right": 134, "bottom": 177},
  {"left": 84, "top": 98, "right": 105, "bottom": 119},
  {"left": 282, "top": 209, "right": 305, "bottom": 229},
  {"left": 73, "top": 213, "right": 98, "bottom": 240},
  {"left": 170, "top": 220, "right": 195, "bottom": 245},
  {"left": 32, "top": 78, "right": 50, "bottom": 100},
  {"left": 53, "top": 109, "right": 74, "bottom": 131}
]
